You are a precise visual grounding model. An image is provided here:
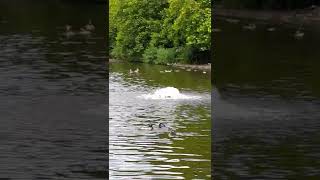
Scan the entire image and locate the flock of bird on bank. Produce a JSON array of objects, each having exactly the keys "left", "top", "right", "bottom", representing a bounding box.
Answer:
[
  {"left": 129, "top": 67, "right": 208, "bottom": 75},
  {"left": 63, "top": 20, "right": 95, "bottom": 37},
  {"left": 213, "top": 18, "right": 306, "bottom": 39}
]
